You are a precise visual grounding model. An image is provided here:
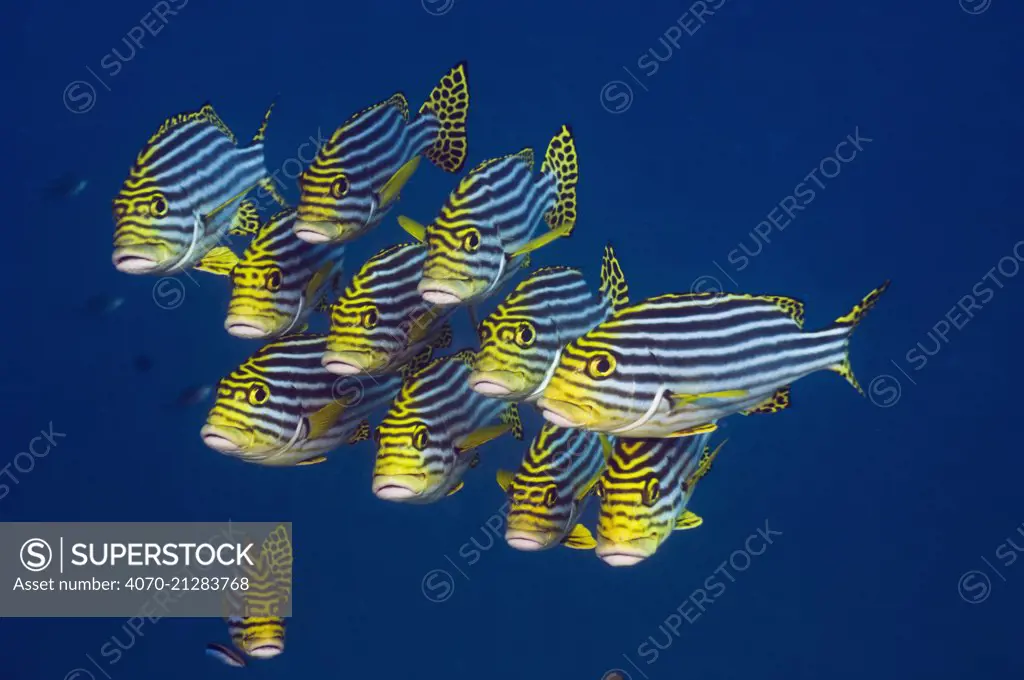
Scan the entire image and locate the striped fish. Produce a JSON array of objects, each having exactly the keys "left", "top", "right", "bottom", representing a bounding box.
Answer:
[
  {"left": 538, "top": 282, "right": 890, "bottom": 438},
  {"left": 397, "top": 125, "right": 580, "bottom": 308},
  {"left": 222, "top": 524, "right": 292, "bottom": 659},
  {"left": 112, "top": 100, "right": 285, "bottom": 275},
  {"left": 294, "top": 62, "right": 470, "bottom": 244},
  {"left": 200, "top": 208, "right": 346, "bottom": 339},
  {"left": 323, "top": 242, "right": 455, "bottom": 376},
  {"left": 496, "top": 423, "right": 608, "bottom": 551},
  {"left": 596, "top": 435, "right": 722, "bottom": 567},
  {"left": 471, "top": 243, "right": 629, "bottom": 401},
  {"left": 201, "top": 334, "right": 401, "bottom": 466},
  {"left": 373, "top": 349, "right": 524, "bottom": 504}
]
